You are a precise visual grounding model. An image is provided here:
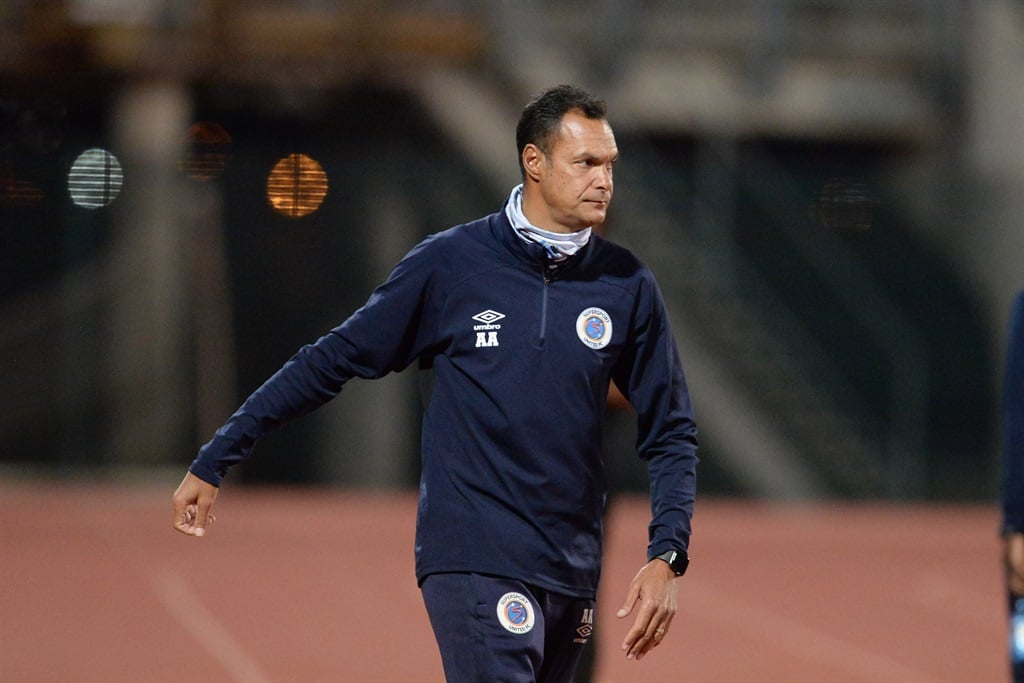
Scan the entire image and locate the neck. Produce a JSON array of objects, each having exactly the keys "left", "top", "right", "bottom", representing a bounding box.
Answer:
[
  {"left": 506, "top": 184, "right": 591, "bottom": 263},
  {"left": 521, "top": 187, "right": 579, "bottom": 234}
]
